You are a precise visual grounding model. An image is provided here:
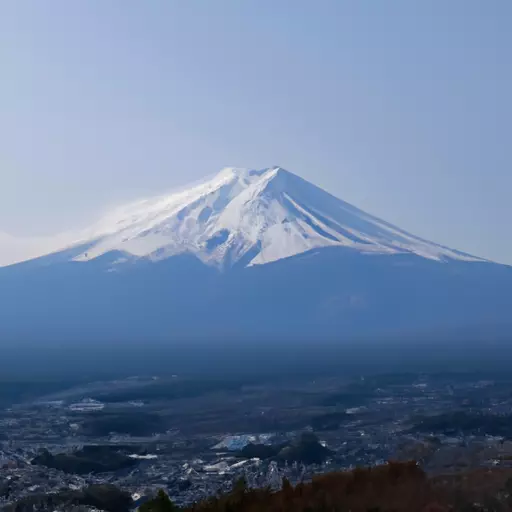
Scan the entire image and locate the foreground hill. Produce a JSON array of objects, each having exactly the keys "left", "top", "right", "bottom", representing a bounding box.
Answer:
[{"left": 147, "top": 462, "right": 512, "bottom": 512}]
